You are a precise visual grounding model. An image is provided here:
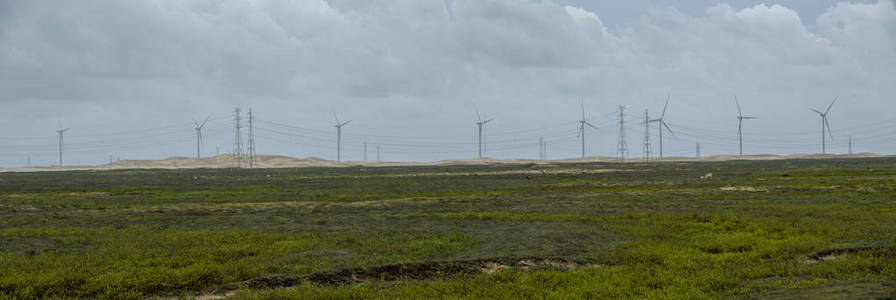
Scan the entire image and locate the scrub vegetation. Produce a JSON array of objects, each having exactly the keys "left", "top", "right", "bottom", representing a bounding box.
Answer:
[{"left": 1, "top": 158, "right": 895, "bottom": 299}]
